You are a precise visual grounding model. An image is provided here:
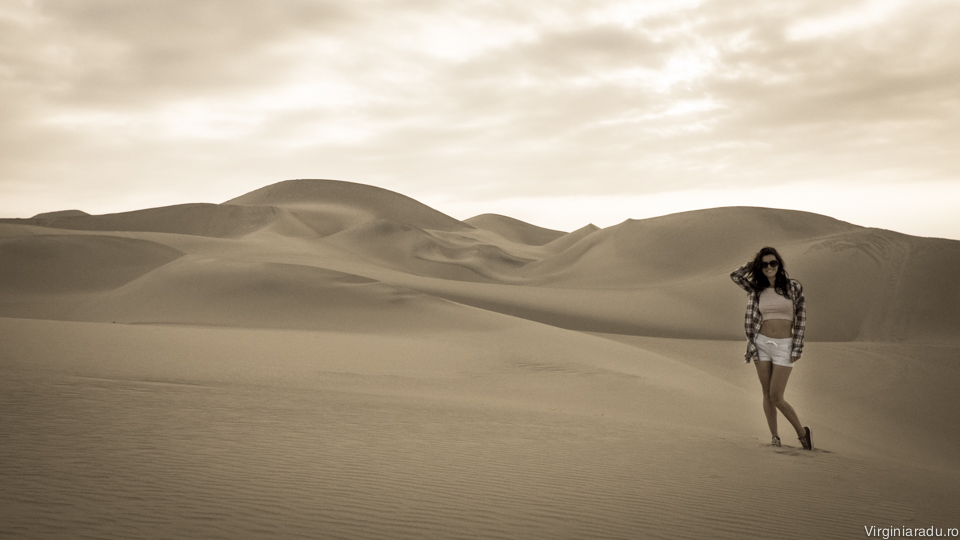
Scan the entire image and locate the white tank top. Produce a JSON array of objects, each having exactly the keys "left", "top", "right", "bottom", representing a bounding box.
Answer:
[{"left": 759, "top": 288, "right": 793, "bottom": 321}]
